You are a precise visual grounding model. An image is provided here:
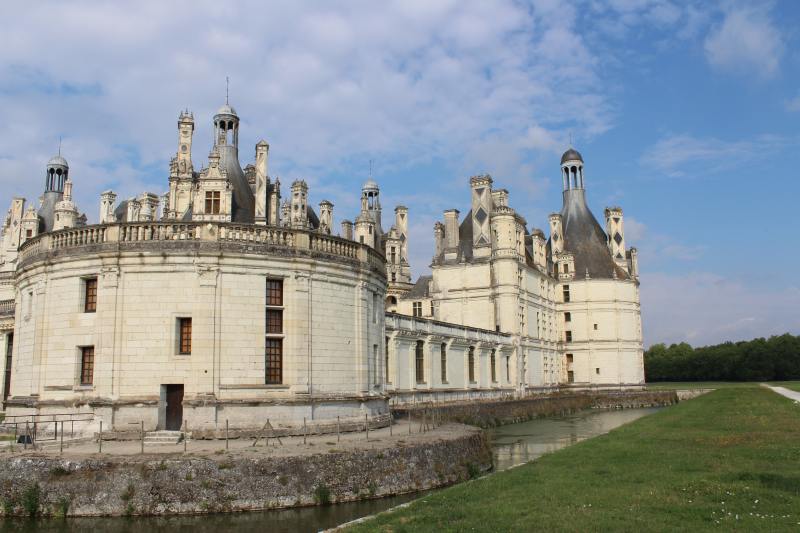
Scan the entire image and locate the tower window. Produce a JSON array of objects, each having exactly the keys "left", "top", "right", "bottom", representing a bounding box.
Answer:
[
  {"left": 412, "top": 302, "right": 422, "bottom": 317},
  {"left": 440, "top": 343, "right": 447, "bottom": 383},
  {"left": 490, "top": 350, "right": 497, "bottom": 383},
  {"left": 565, "top": 330, "right": 572, "bottom": 342},
  {"left": 80, "top": 346, "right": 95, "bottom": 386},
  {"left": 265, "top": 279, "right": 284, "bottom": 384},
  {"left": 506, "top": 356, "right": 510, "bottom": 382},
  {"left": 562, "top": 263, "right": 569, "bottom": 273},
  {"left": 468, "top": 347, "right": 476, "bottom": 383},
  {"left": 562, "top": 285, "right": 570, "bottom": 303},
  {"left": 415, "top": 340, "right": 425, "bottom": 384},
  {"left": 205, "top": 191, "right": 221, "bottom": 214},
  {"left": 178, "top": 318, "right": 192, "bottom": 354},
  {"left": 594, "top": 323, "right": 598, "bottom": 330},
  {"left": 390, "top": 247, "right": 396, "bottom": 263},
  {"left": 566, "top": 353, "right": 574, "bottom": 363},
  {"left": 564, "top": 312, "right": 571, "bottom": 322},
  {"left": 266, "top": 339, "right": 283, "bottom": 384},
  {"left": 385, "top": 336, "right": 391, "bottom": 384},
  {"left": 84, "top": 277, "right": 98, "bottom": 313}
]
